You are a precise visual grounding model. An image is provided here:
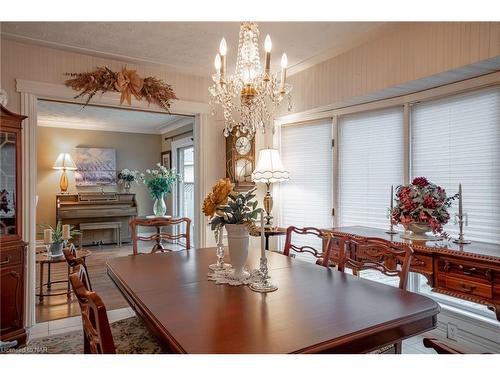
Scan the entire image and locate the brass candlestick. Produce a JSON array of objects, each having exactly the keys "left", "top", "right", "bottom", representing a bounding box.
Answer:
[{"left": 453, "top": 213, "right": 471, "bottom": 244}]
